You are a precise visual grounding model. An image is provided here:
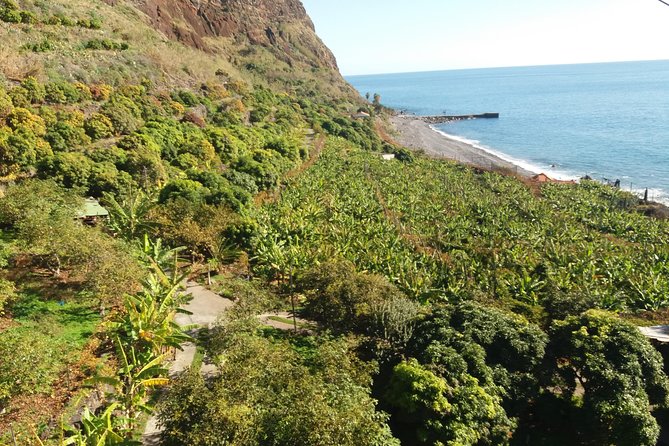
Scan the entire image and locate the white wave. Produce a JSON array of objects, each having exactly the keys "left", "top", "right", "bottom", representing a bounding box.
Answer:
[
  {"left": 426, "top": 126, "right": 669, "bottom": 206},
  {"left": 631, "top": 188, "right": 669, "bottom": 206},
  {"left": 428, "top": 126, "right": 581, "bottom": 181}
]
